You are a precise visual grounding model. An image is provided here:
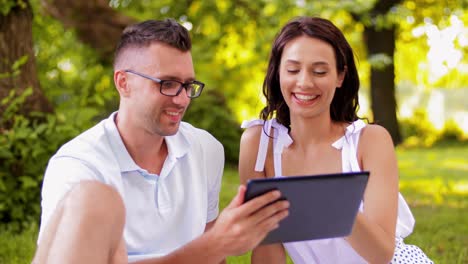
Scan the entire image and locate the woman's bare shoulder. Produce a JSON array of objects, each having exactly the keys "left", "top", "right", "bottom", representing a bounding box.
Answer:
[
  {"left": 240, "top": 125, "right": 265, "bottom": 147},
  {"left": 358, "top": 123, "right": 396, "bottom": 165},
  {"left": 360, "top": 123, "right": 394, "bottom": 145}
]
